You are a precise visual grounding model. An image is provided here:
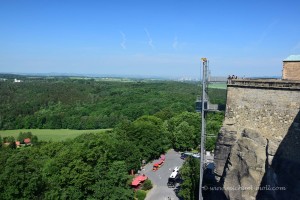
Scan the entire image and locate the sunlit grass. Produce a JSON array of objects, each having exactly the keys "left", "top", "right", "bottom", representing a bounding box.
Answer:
[
  {"left": 208, "top": 83, "right": 227, "bottom": 89},
  {"left": 0, "top": 129, "right": 110, "bottom": 141}
]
